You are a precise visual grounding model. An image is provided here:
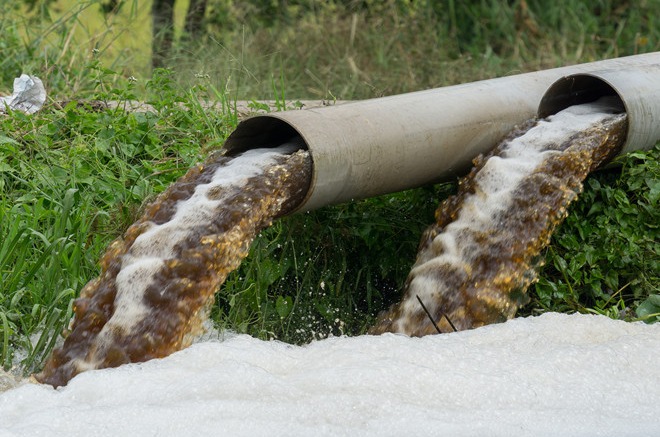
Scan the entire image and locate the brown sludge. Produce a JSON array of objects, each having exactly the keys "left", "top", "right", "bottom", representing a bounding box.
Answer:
[
  {"left": 370, "top": 112, "right": 628, "bottom": 336},
  {"left": 35, "top": 148, "right": 311, "bottom": 387}
]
